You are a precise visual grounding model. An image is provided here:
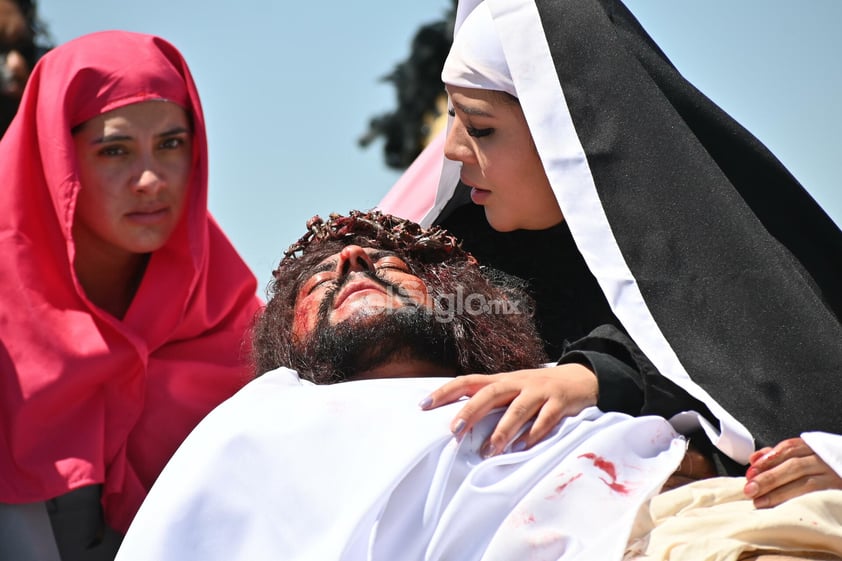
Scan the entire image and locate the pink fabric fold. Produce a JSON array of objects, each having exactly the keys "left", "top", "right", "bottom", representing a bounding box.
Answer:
[{"left": 376, "top": 131, "right": 445, "bottom": 222}]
